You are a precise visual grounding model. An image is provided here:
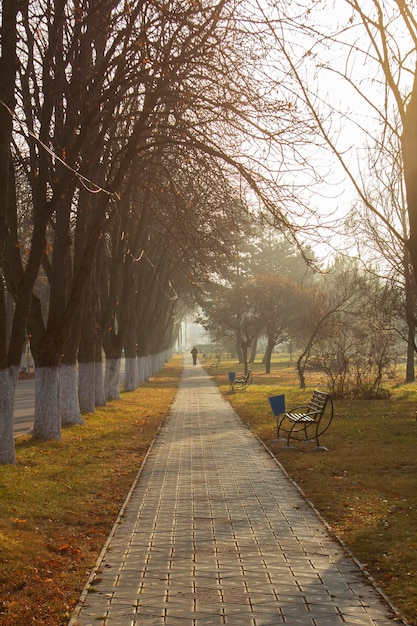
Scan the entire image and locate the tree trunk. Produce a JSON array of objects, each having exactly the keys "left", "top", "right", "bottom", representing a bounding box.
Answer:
[
  {"left": 144, "top": 355, "right": 152, "bottom": 381},
  {"left": 0, "top": 7, "right": 19, "bottom": 462},
  {"left": 78, "top": 361, "right": 96, "bottom": 413},
  {"left": 264, "top": 339, "right": 274, "bottom": 375},
  {"left": 124, "top": 356, "right": 138, "bottom": 391},
  {"left": 105, "top": 358, "right": 121, "bottom": 400},
  {"left": 0, "top": 366, "right": 18, "bottom": 464},
  {"left": 236, "top": 343, "right": 243, "bottom": 364},
  {"left": 124, "top": 293, "right": 139, "bottom": 391},
  {"left": 95, "top": 357, "right": 106, "bottom": 407},
  {"left": 60, "top": 308, "right": 84, "bottom": 425},
  {"left": 249, "top": 336, "right": 257, "bottom": 363},
  {"left": 102, "top": 312, "right": 123, "bottom": 400},
  {"left": 403, "top": 246, "right": 416, "bottom": 383},
  {"left": 60, "top": 363, "right": 84, "bottom": 425},
  {"left": 137, "top": 356, "right": 146, "bottom": 385},
  {"left": 406, "top": 330, "right": 415, "bottom": 383},
  {"left": 77, "top": 262, "right": 106, "bottom": 410},
  {"left": 241, "top": 343, "right": 249, "bottom": 373},
  {"left": 296, "top": 356, "right": 306, "bottom": 389},
  {"left": 33, "top": 367, "right": 61, "bottom": 440},
  {"left": 402, "top": 73, "right": 417, "bottom": 290}
]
